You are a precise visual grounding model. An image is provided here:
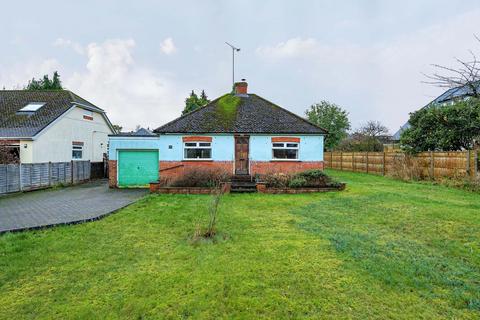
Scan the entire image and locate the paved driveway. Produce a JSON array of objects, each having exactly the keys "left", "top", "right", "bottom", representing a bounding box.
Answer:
[{"left": 0, "top": 180, "right": 148, "bottom": 233}]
